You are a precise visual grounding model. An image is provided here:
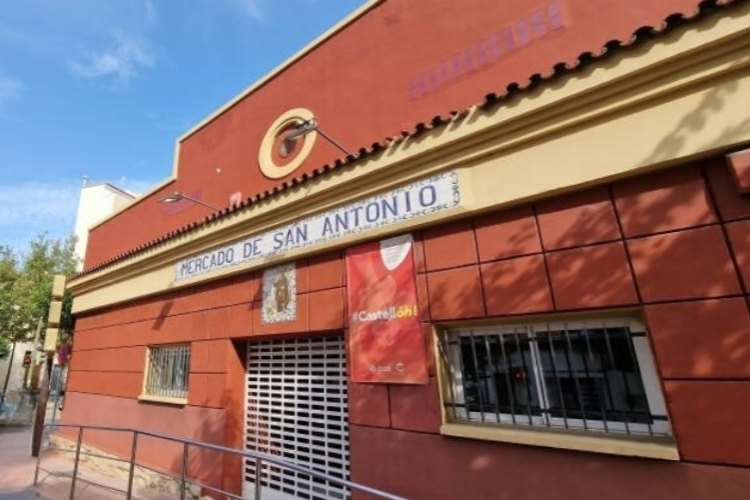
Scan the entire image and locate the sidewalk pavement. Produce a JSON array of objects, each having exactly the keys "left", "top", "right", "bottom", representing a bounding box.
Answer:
[{"left": 0, "top": 425, "right": 177, "bottom": 500}]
